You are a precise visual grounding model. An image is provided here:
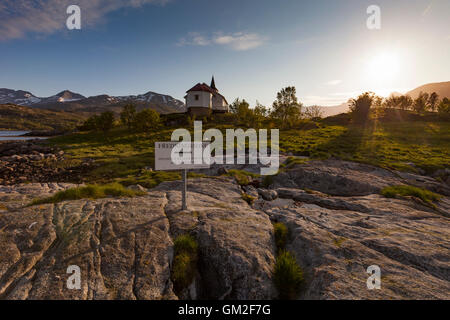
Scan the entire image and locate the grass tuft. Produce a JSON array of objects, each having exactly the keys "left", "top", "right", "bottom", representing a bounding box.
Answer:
[
  {"left": 171, "top": 234, "right": 198, "bottom": 294},
  {"left": 226, "top": 169, "right": 260, "bottom": 186},
  {"left": 29, "top": 182, "right": 145, "bottom": 205},
  {"left": 273, "top": 222, "right": 288, "bottom": 252},
  {"left": 242, "top": 193, "right": 256, "bottom": 205},
  {"left": 381, "top": 185, "right": 441, "bottom": 206},
  {"left": 273, "top": 250, "right": 304, "bottom": 300}
]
